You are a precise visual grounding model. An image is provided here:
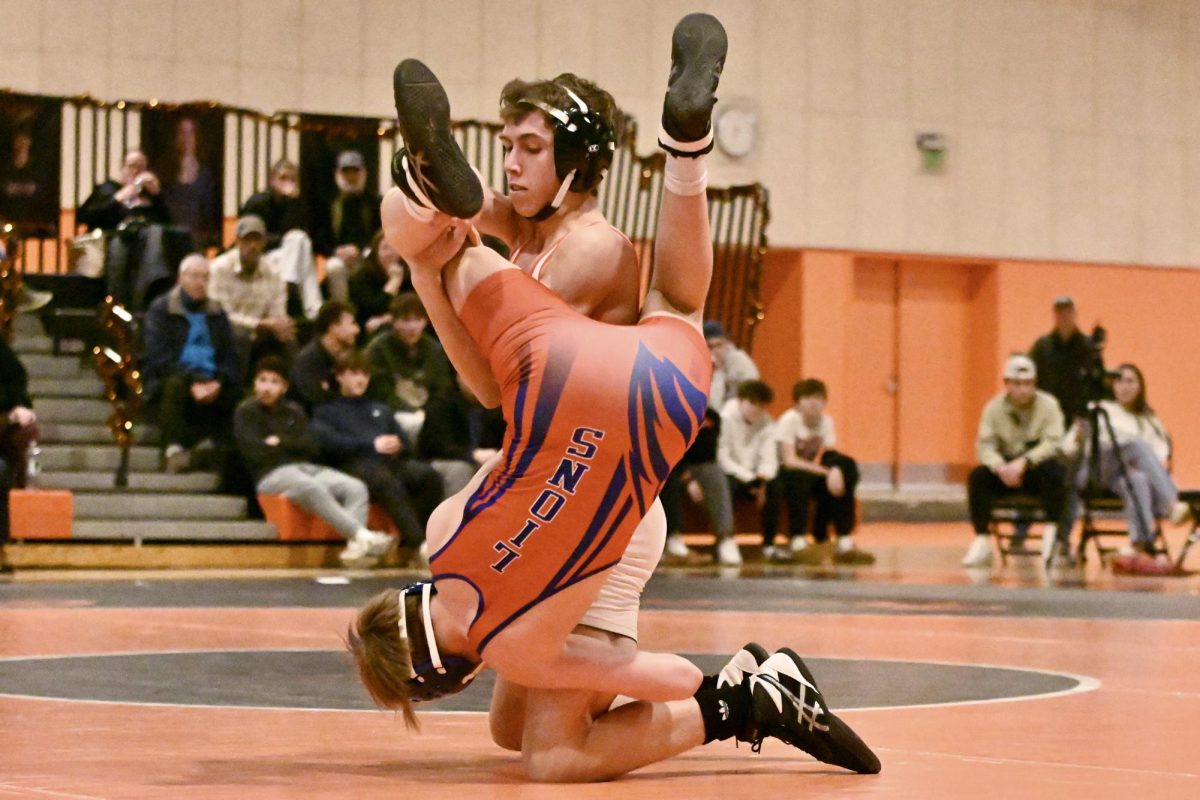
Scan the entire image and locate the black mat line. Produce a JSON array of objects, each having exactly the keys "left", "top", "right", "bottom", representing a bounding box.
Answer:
[{"left": 1, "top": 574, "right": 1198, "bottom": 621}]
